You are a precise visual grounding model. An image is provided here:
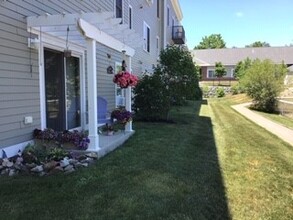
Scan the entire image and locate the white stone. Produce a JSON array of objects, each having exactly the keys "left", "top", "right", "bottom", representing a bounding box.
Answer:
[
  {"left": 64, "top": 168, "right": 75, "bottom": 174},
  {"left": 9, "top": 169, "right": 16, "bottom": 177},
  {"left": 60, "top": 158, "right": 70, "bottom": 167},
  {"left": 6, "top": 161, "right": 14, "bottom": 168},
  {"left": 1, "top": 169, "right": 8, "bottom": 175},
  {"left": 31, "top": 165, "right": 44, "bottom": 173},
  {"left": 64, "top": 165, "right": 74, "bottom": 171},
  {"left": 86, "top": 152, "right": 98, "bottom": 159},
  {"left": 15, "top": 157, "right": 23, "bottom": 165}
]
